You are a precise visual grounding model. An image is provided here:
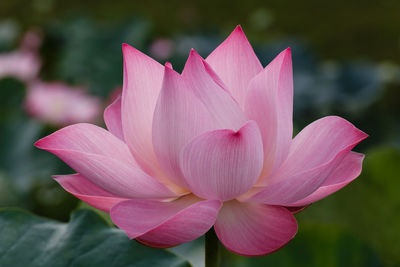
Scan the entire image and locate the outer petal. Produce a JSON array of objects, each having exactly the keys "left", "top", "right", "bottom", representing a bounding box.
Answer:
[
  {"left": 245, "top": 48, "right": 293, "bottom": 183},
  {"left": 286, "top": 152, "right": 365, "bottom": 207},
  {"left": 278, "top": 116, "right": 367, "bottom": 178},
  {"left": 214, "top": 200, "right": 298, "bottom": 256},
  {"left": 53, "top": 173, "right": 127, "bottom": 212},
  {"left": 35, "top": 123, "right": 135, "bottom": 163},
  {"left": 180, "top": 121, "right": 263, "bottom": 201},
  {"left": 182, "top": 50, "right": 247, "bottom": 131},
  {"left": 35, "top": 124, "right": 175, "bottom": 199},
  {"left": 206, "top": 25, "right": 263, "bottom": 107},
  {"left": 110, "top": 195, "right": 222, "bottom": 248},
  {"left": 245, "top": 151, "right": 350, "bottom": 205},
  {"left": 121, "top": 44, "right": 164, "bottom": 178},
  {"left": 152, "top": 66, "right": 218, "bottom": 188},
  {"left": 245, "top": 116, "right": 367, "bottom": 204},
  {"left": 104, "top": 95, "right": 124, "bottom": 141}
]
